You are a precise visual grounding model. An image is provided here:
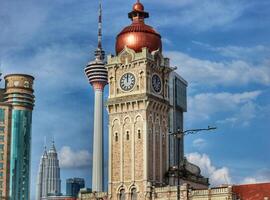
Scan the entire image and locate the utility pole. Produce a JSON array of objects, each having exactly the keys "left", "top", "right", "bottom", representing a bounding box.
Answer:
[{"left": 170, "top": 126, "right": 217, "bottom": 200}]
